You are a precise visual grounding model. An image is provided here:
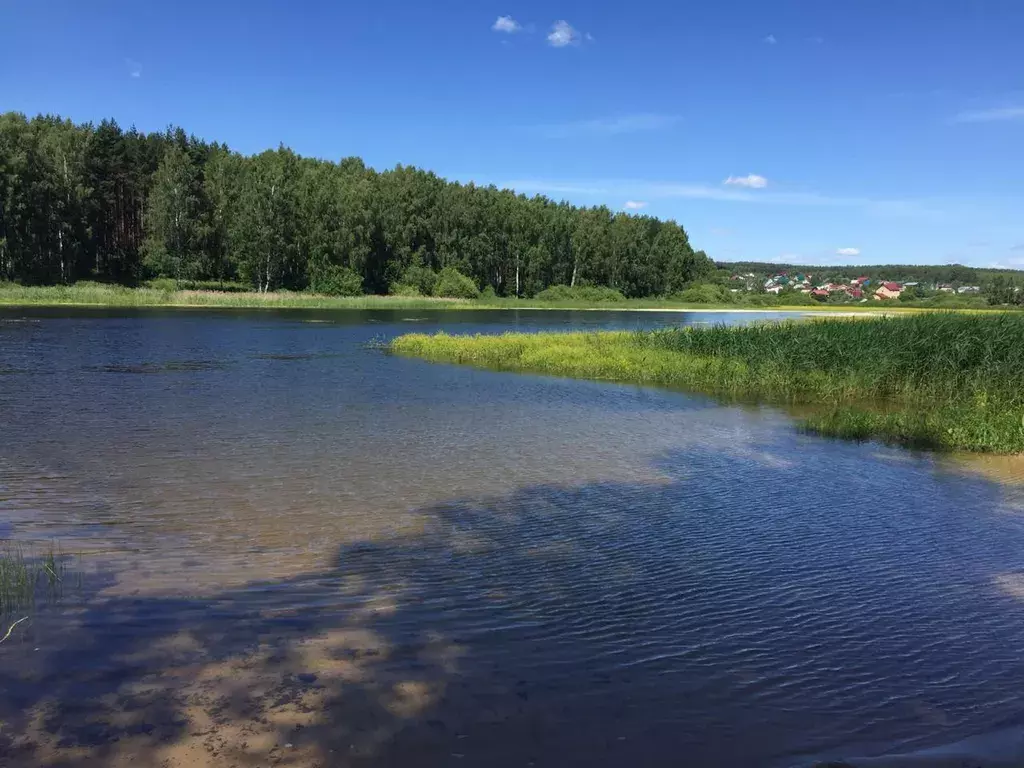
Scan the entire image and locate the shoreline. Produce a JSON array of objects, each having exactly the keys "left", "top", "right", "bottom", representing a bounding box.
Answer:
[
  {"left": 0, "top": 286, "right": 940, "bottom": 314},
  {"left": 390, "top": 317, "right": 1024, "bottom": 455}
]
